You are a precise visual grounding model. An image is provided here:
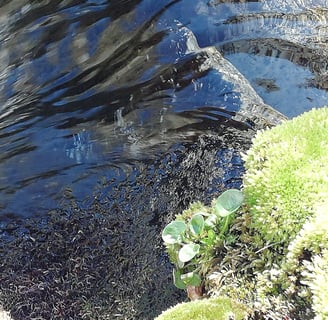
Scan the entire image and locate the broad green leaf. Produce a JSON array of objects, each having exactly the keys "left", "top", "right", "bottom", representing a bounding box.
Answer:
[
  {"left": 181, "top": 272, "right": 202, "bottom": 286},
  {"left": 204, "top": 214, "right": 217, "bottom": 228},
  {"left": 190, "top": 214, "right": 205, "bottom": 235},
  {"left": 178, "top": 243, "right": 200, "bottom": 262},
  {"left": 215, "top": 189, "right": 244, "bottom": 217},
  {"left": 162, "top": 221, "right": 187, "bottom": 244},
  {"left": 173, "top": 269, "right": 186, "bottom": 289}
]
